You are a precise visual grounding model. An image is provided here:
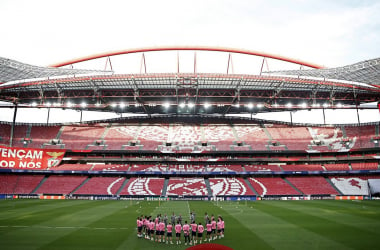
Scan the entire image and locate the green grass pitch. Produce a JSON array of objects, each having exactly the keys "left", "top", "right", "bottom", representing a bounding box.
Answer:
[{"left": 0, "top": 199, "right": 380, "bottom": 250}]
